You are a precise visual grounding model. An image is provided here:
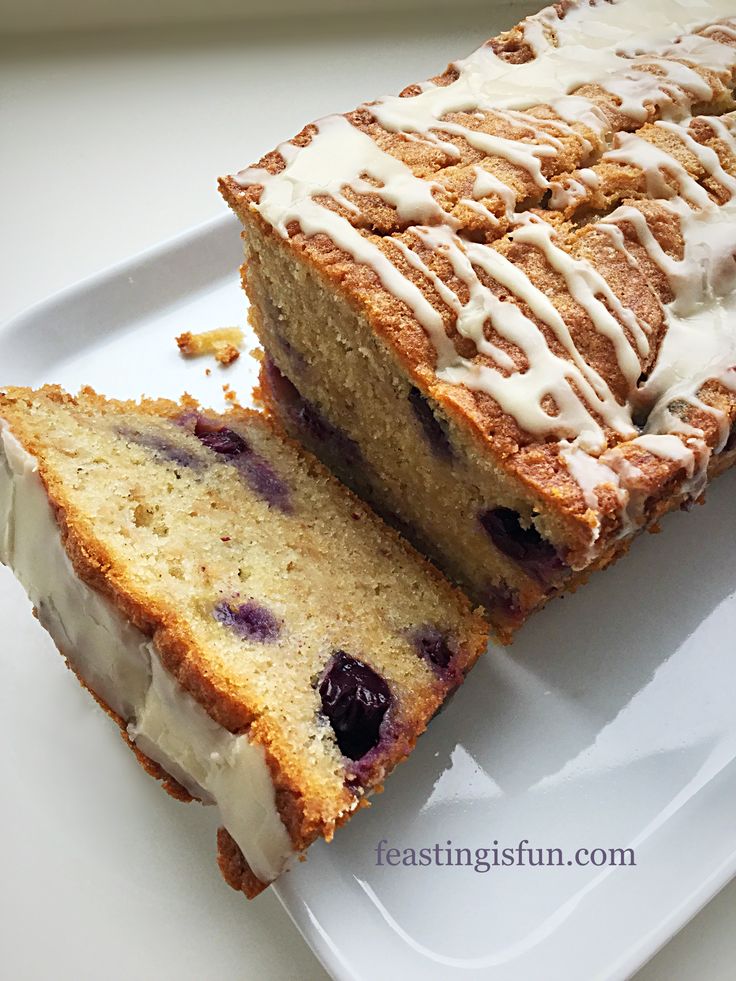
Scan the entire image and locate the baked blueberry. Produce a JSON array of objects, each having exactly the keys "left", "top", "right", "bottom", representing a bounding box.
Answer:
[
  {"left": 194, "top": 419, "right": 249, "bottom": 456},
  {"left": 236, "top": 455, "right": 292, "bottom": 512},
  {"left": 479, "top": 507, "right": 565, "bottom": 582},
  {"left": 319, "top": 651, "right": 391, "bottom": 760}
]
